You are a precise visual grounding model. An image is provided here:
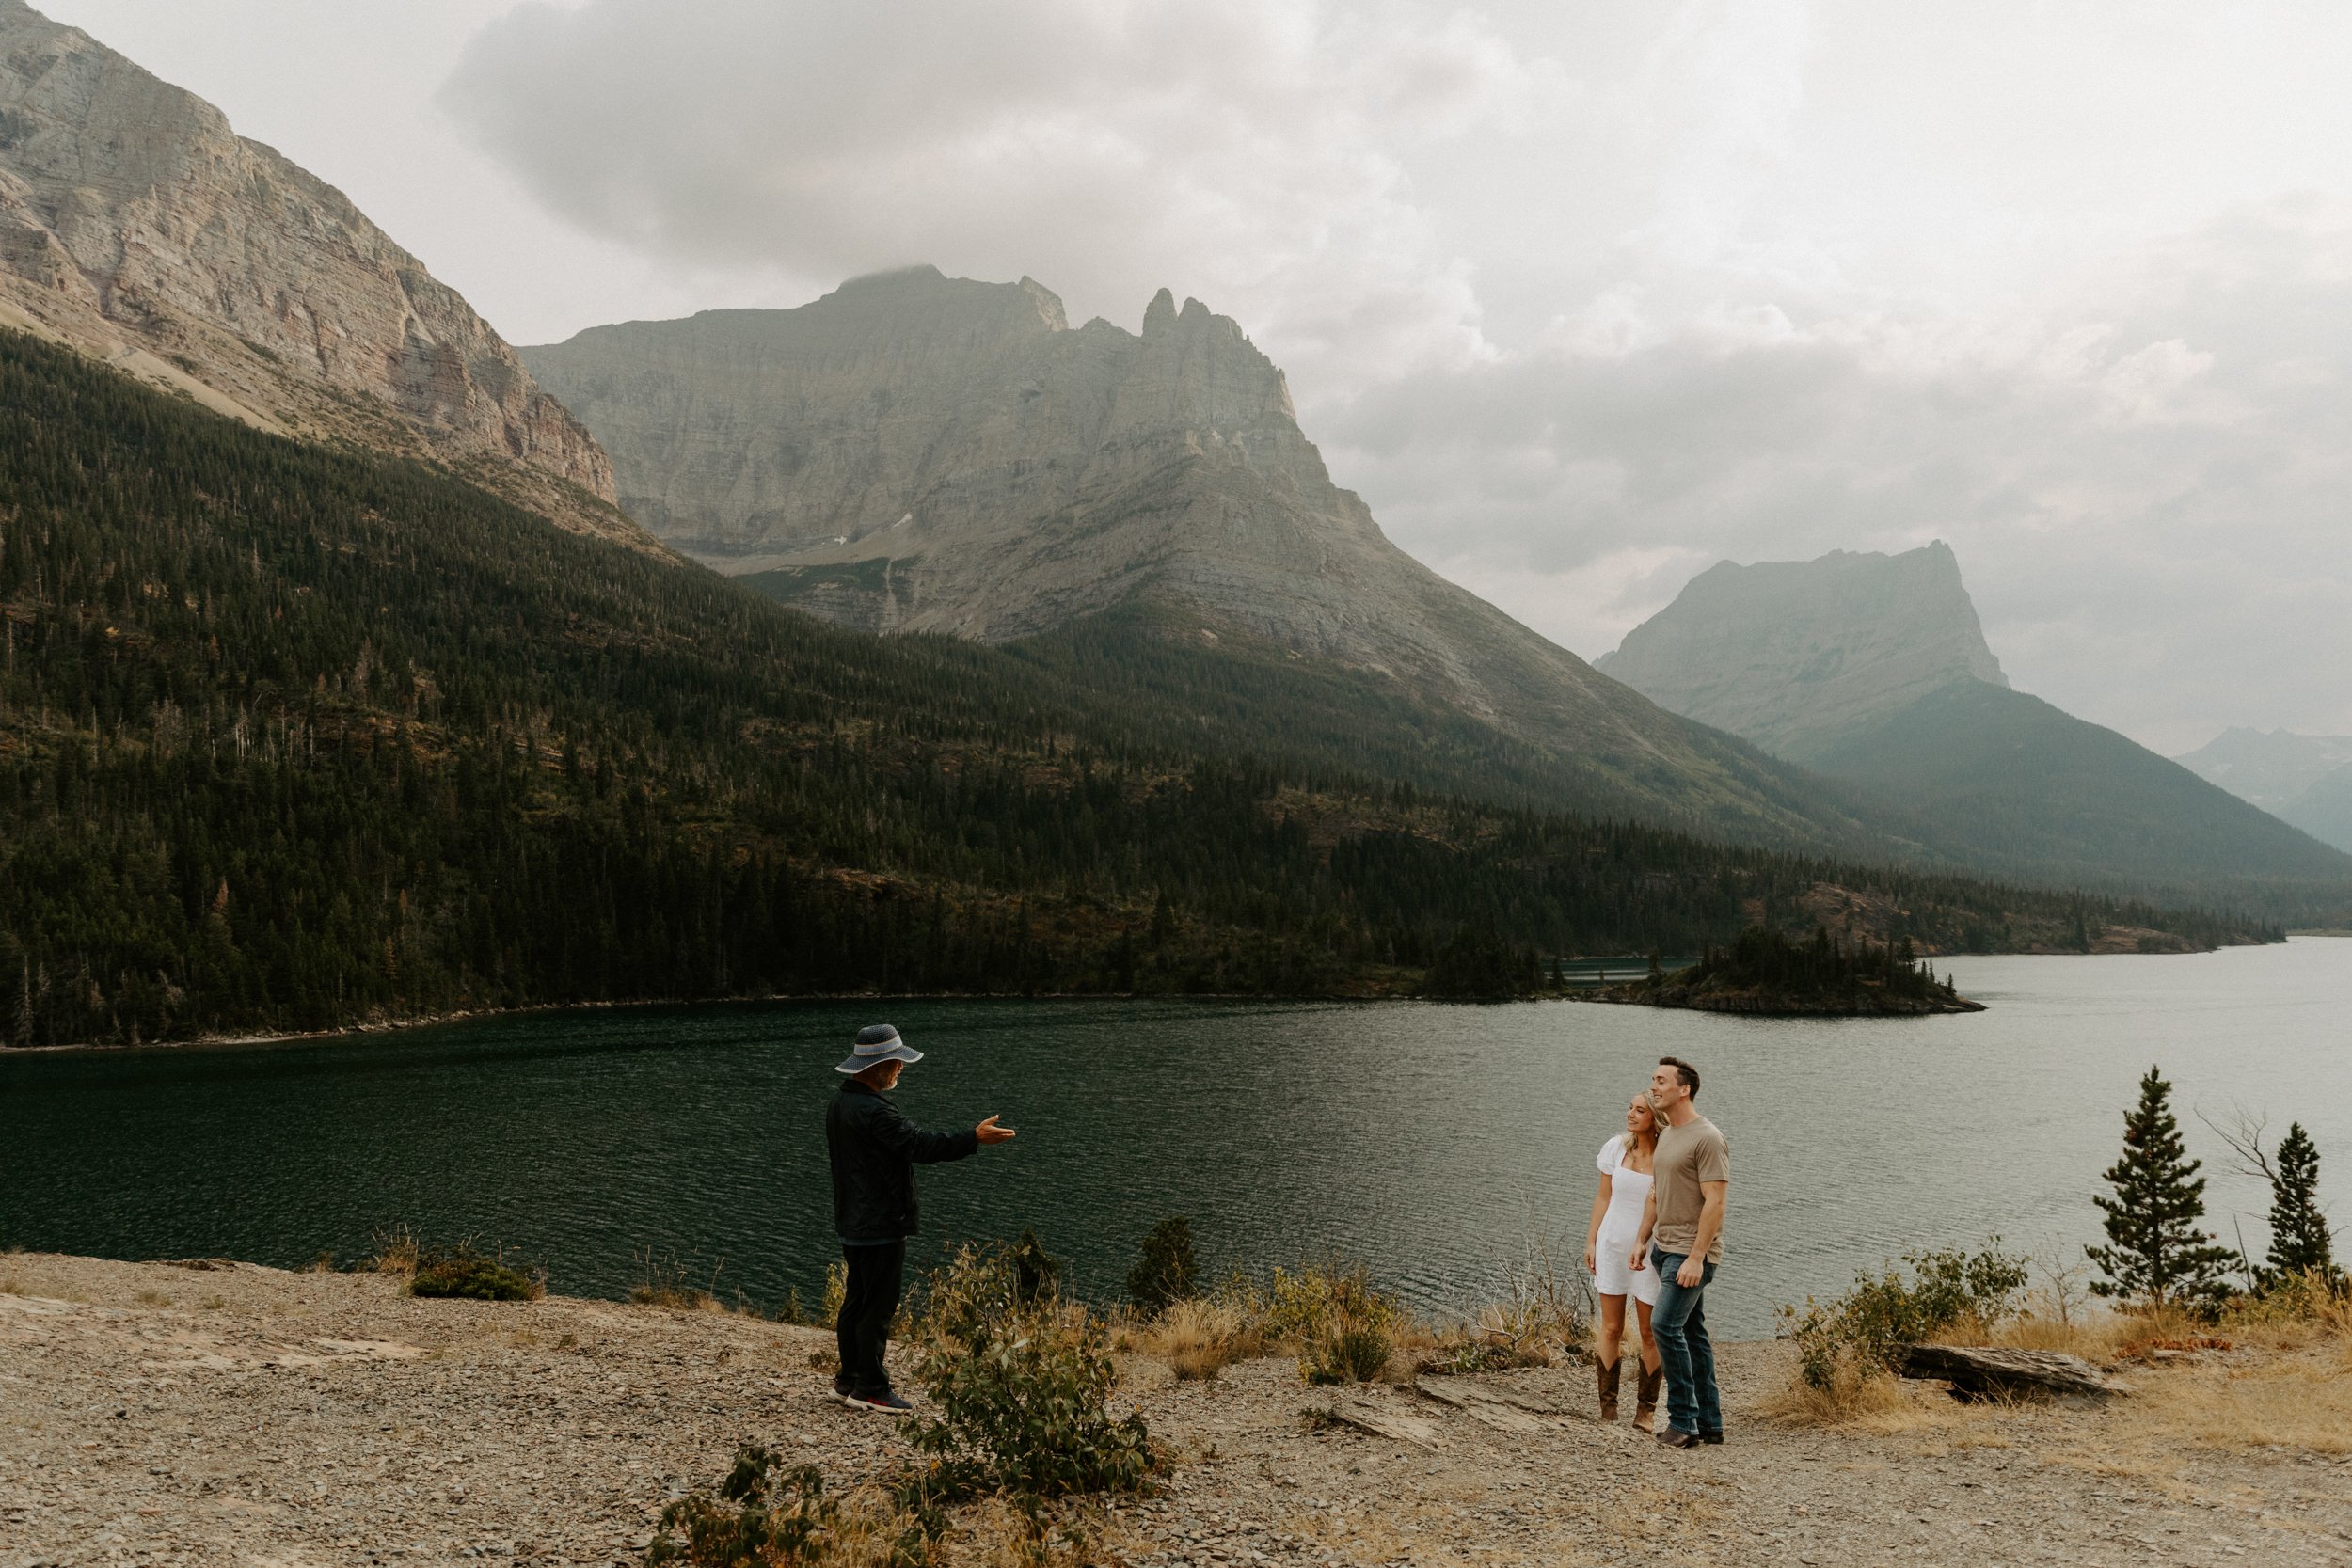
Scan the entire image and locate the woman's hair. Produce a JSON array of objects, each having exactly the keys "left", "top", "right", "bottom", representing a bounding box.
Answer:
[{"left": 1622, "top": 1093, "right": 1660, "bottom": 1159}]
